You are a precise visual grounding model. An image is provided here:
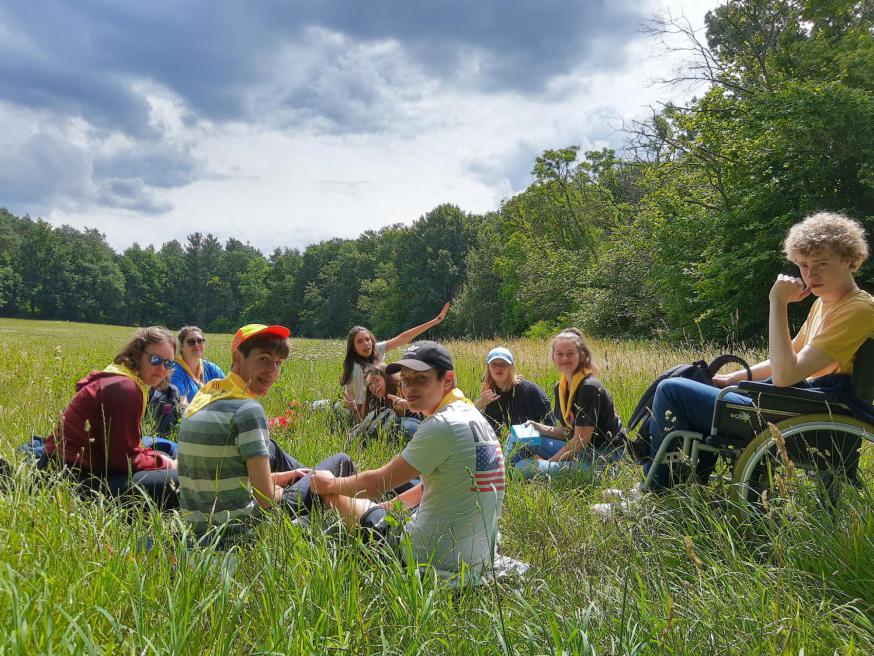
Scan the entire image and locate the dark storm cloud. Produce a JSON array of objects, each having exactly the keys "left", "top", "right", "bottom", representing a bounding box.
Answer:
[
  {"left": 92, "top": 144, "right": 203, "bottom": 189},
  {"left": 0, "top": 1, "right": 647, "bottom": 133},
  {"left": 0, "top": 131, "right": 92, "bottom": 208},
  {"left": 0, "top": 126, "right": 195, "bottom": 215},
  {"left": 0, "top": 1, "right": 648, "bottom": 214}
]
